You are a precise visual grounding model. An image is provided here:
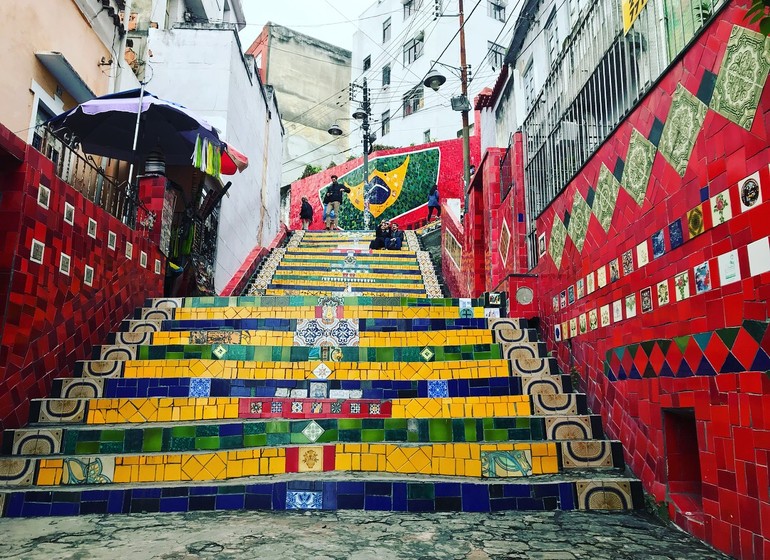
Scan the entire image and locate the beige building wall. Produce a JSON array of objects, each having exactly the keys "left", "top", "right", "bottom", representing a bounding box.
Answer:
[{"left": 0, "top": 2, "right": 114, "bottom": 141}]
